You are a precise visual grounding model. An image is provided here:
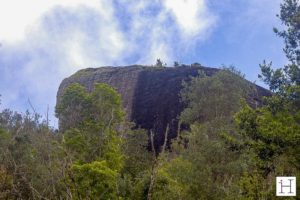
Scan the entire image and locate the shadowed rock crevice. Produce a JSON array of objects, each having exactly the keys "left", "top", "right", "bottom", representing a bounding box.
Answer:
[{"left": 131, "top": 66, "right": 219, "bottom": 150}]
